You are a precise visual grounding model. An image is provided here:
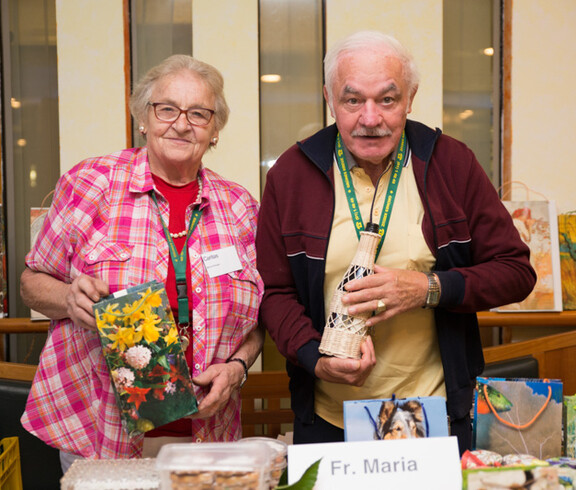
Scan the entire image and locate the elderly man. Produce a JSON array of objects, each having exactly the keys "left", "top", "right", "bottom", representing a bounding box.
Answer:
[{"left": 256, "top": 31, "right": 536, "bottom": 453}]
